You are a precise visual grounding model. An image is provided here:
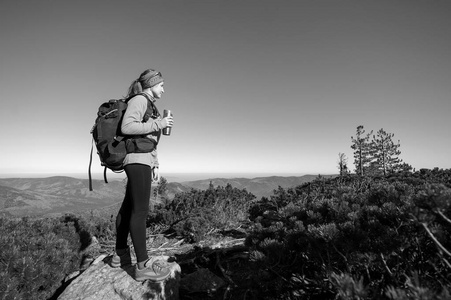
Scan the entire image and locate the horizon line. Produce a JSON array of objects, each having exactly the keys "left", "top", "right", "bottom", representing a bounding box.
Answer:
[{"left": 0, "top": 171, "right": 338, "bottom": 181}]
